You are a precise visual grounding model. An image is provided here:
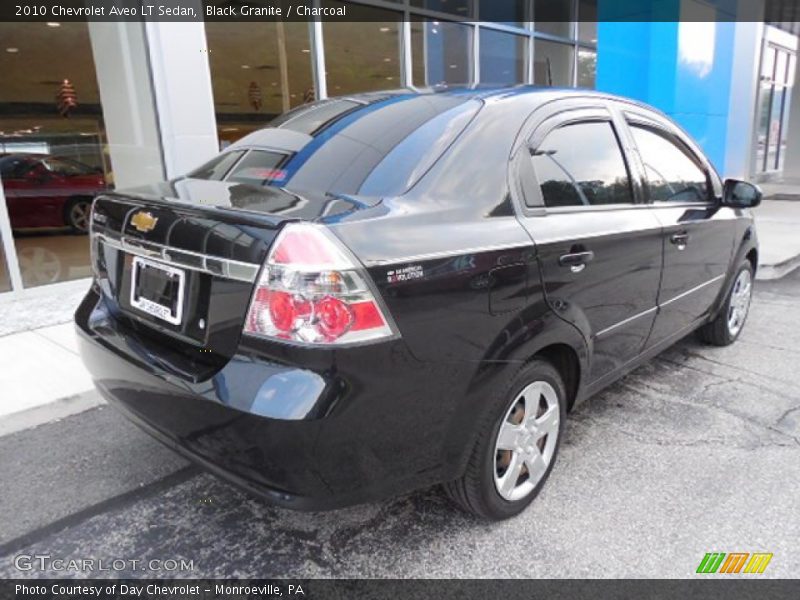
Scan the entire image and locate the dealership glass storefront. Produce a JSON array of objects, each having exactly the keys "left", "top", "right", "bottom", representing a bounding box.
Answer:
[
  {"left": 755, "top": 26, "right": 798, "bottom": 176},
  {"left": 0, "top": 20, "right": 162, "bottom": 294},
  {"left": 205, "top": 0, "right": 598, "bottom": 144},
  {"left": 2, "top": 3, "right": 795, "bottom": 299},
  {"left": 0, "top": 1, "right": 600, "bottom": 297}
]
